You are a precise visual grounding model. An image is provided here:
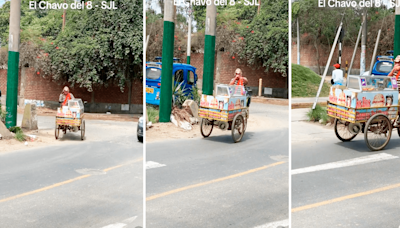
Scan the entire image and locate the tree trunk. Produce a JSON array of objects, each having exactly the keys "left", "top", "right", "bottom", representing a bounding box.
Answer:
[{"left": 314, "top": 38, "right": 322, "bottom": 75}]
